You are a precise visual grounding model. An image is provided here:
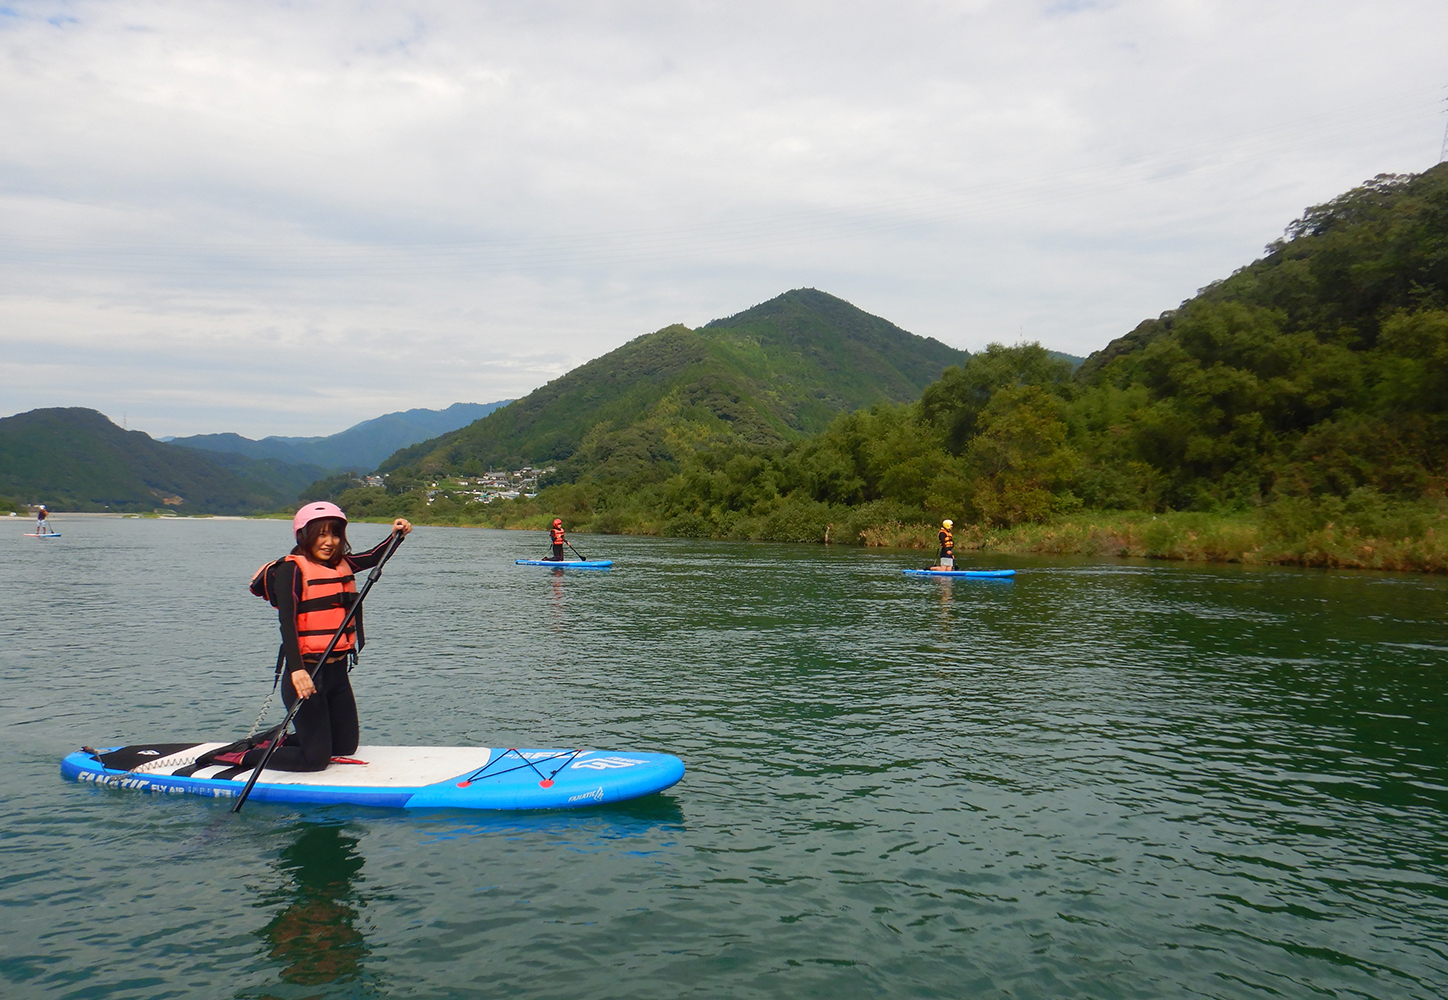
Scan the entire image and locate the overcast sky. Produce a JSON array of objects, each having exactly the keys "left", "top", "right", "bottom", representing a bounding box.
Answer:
[{"left": 1, "top": 0, "right": 1444, "bottom": 438}]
